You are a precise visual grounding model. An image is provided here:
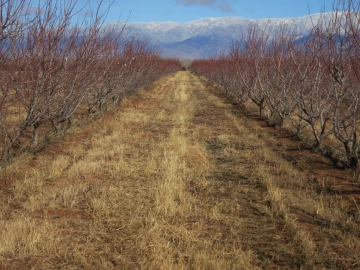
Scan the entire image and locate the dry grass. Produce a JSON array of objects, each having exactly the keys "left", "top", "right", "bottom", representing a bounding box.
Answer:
[{"left": 0, "top": 71, "right": 359, "bottom": 269}]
